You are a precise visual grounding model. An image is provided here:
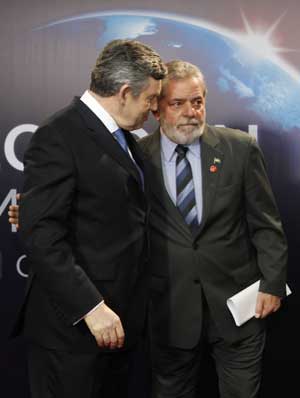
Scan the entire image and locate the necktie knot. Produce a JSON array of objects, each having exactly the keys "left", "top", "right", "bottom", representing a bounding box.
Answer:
[{"left": 175, "top": 145, "right": 188, "bottom": 160}]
